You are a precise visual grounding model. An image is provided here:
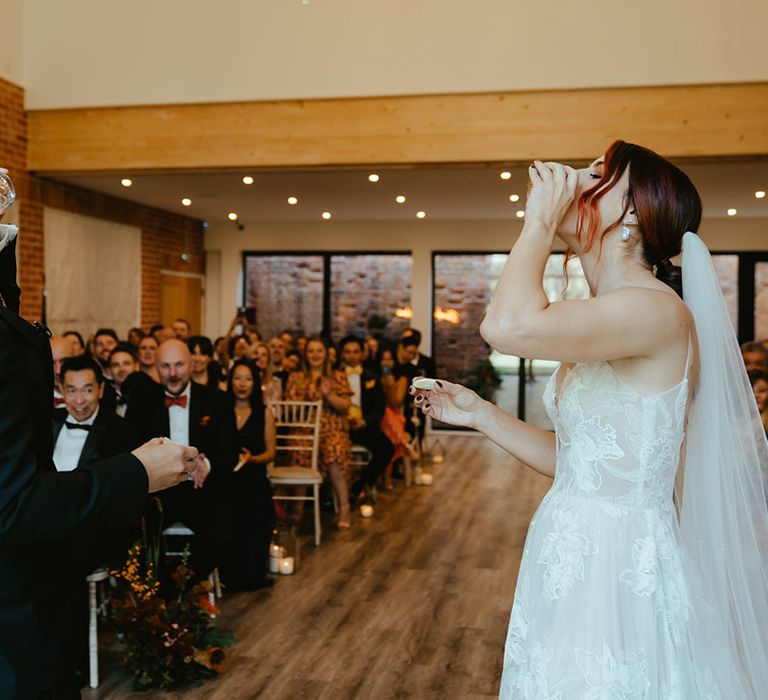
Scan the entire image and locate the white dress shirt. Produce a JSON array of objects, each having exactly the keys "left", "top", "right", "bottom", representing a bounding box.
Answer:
[
  {"left": 53, "top": 407, "right": 99, "bottom": 472},
  {"left": 347, "top": 371, "right": 362, "bottom": 408},
  {"left": 166, "top": 382, "right": 192, "bottom": 446},
  {"left": 166, "top": 382, "right": 211, "bottom": 477}
]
